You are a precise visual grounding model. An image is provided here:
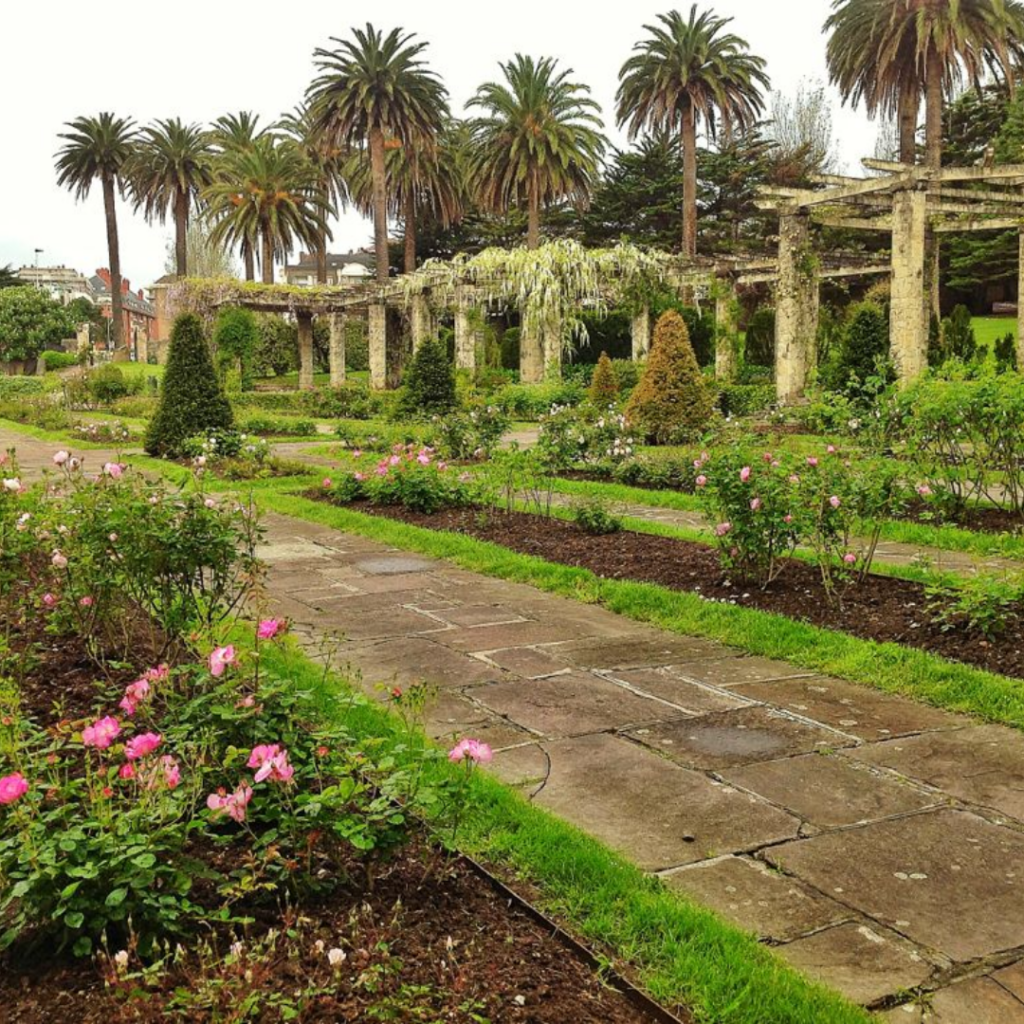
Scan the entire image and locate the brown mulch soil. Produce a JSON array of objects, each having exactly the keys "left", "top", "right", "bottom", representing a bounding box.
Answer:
[
  {"left": 338, "top": 500, "right": 1024, "bottom": 681},
  {"left": 1, "top": 838, "right": 659, "bottom": 1024},
  {"left": 897, "top": 499, "right": 1024, "bottom": 536}
]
